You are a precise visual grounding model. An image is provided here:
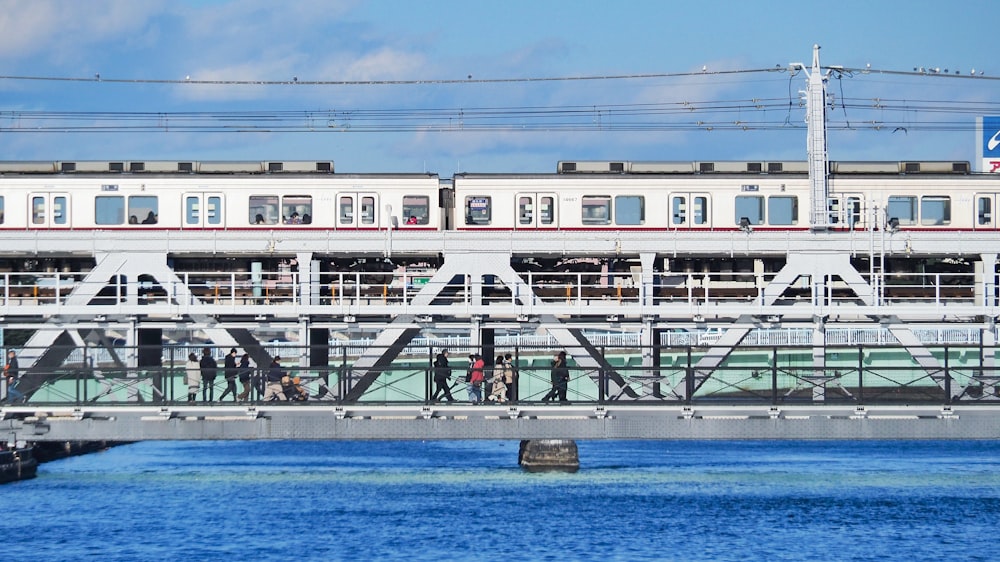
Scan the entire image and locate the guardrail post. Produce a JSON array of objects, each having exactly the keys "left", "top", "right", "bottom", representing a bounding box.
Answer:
[
  {"left": 944, "top": 346, "right": 952, "bottom": 405},
  {"left": 771, "top": 346, "right": 778, "bottom": 405},
  {"left": 598, "top": 367, "right": 606, "bottom": 403},
  {"left": 684, "top": 347, "right": 693, "bottom": 405},
  {"left": 857, "top": 345, "right": 865, "bottom": 405}
]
